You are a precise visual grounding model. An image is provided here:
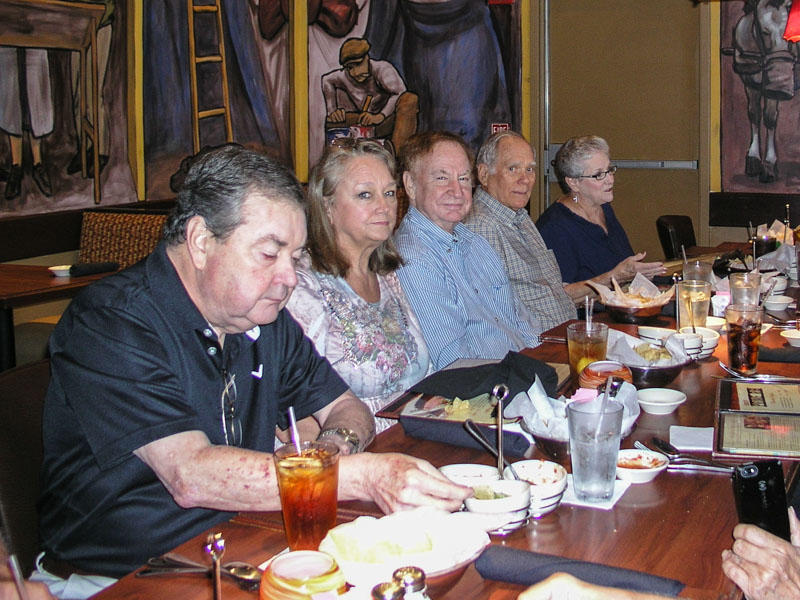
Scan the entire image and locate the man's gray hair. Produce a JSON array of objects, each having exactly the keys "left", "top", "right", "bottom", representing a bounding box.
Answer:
[
  {"left": 163, "top": 146, "right": 304, "bottom": 245},
  {"left": 476, "top": 130, "right": 535, "bottom": 173},
  {"left": 552, "top": 135, "right": 610, "bottom": 182}
]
